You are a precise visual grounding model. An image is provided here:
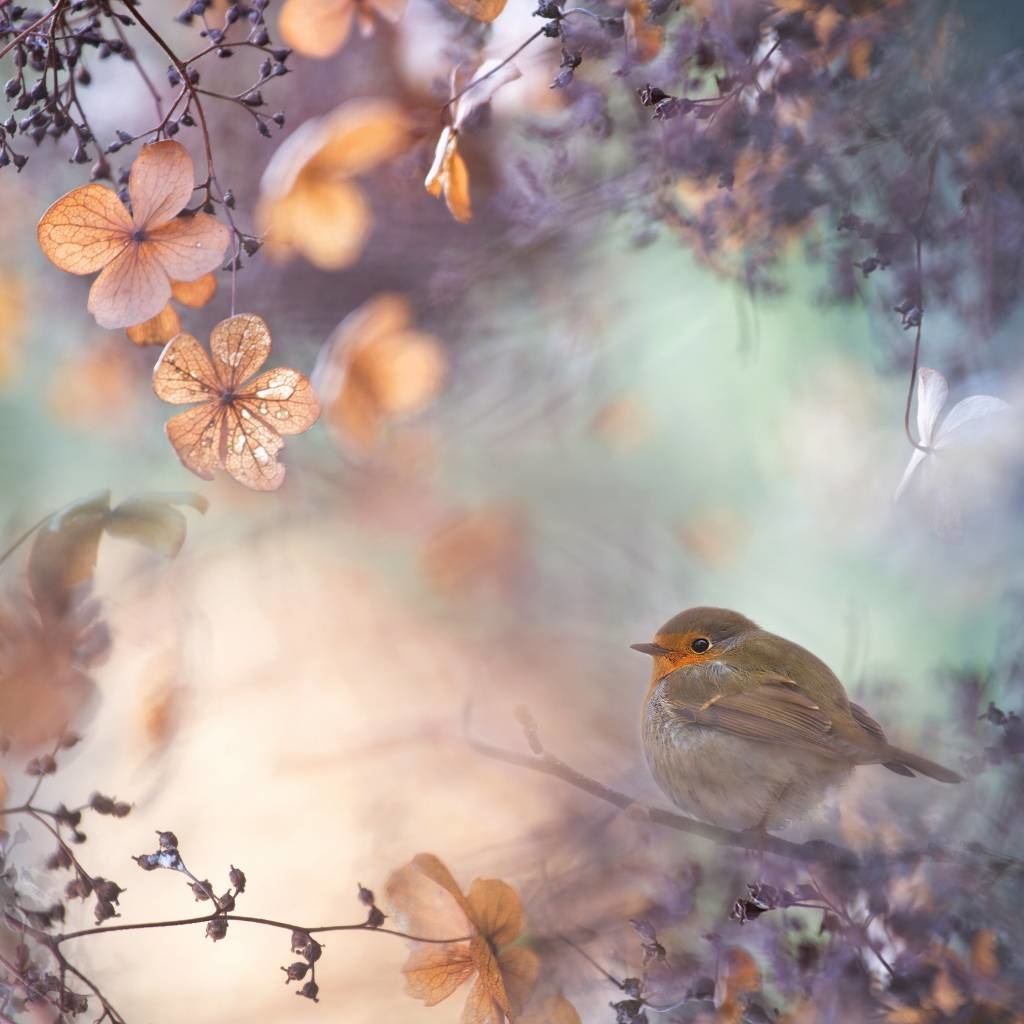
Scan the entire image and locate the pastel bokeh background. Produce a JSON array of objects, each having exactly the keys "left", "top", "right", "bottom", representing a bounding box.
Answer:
[{"left": 2, "top": 1, "right": 1023, "bottom": 1021}]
